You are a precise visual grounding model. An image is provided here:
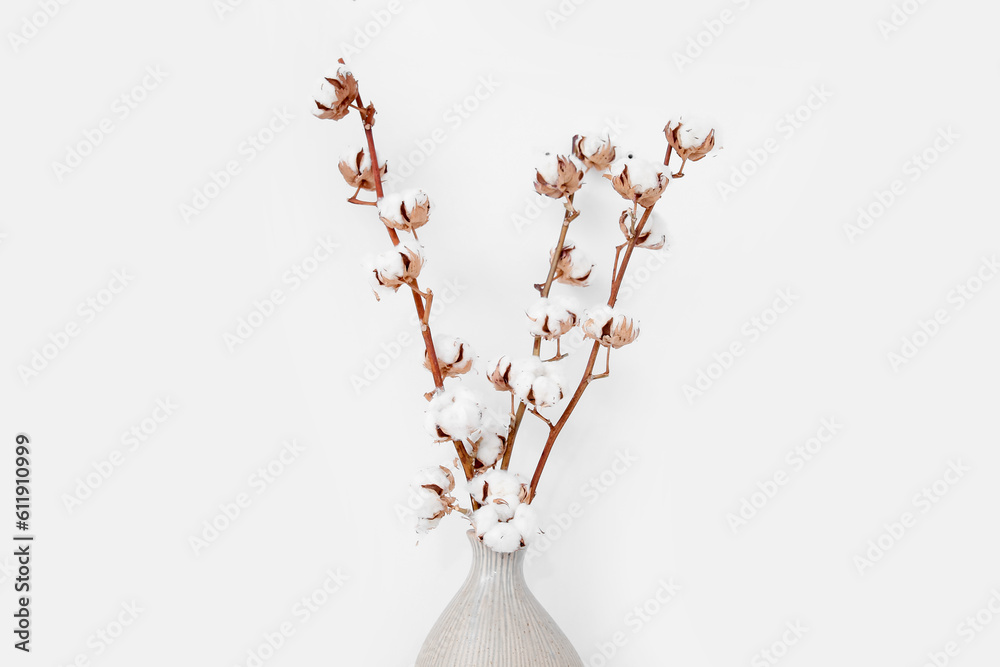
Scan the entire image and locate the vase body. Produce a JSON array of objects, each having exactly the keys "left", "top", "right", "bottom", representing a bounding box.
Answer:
[{"left": 415, "top": 531, "right": 584, "bottom": 666}]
